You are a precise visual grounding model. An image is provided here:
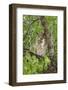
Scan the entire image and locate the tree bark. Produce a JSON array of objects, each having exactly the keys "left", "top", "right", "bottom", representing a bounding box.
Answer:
[{"left": 39, "top": 16, "right": 54, "bottom": 61}]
